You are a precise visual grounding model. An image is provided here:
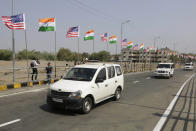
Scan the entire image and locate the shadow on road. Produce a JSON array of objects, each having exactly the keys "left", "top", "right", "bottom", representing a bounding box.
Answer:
[
  {"left": 39, "top": 98, "right": 114, "bottom": 115},
  {"left": 40, "top": 104, "right": 80, "bottom": 116}
]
